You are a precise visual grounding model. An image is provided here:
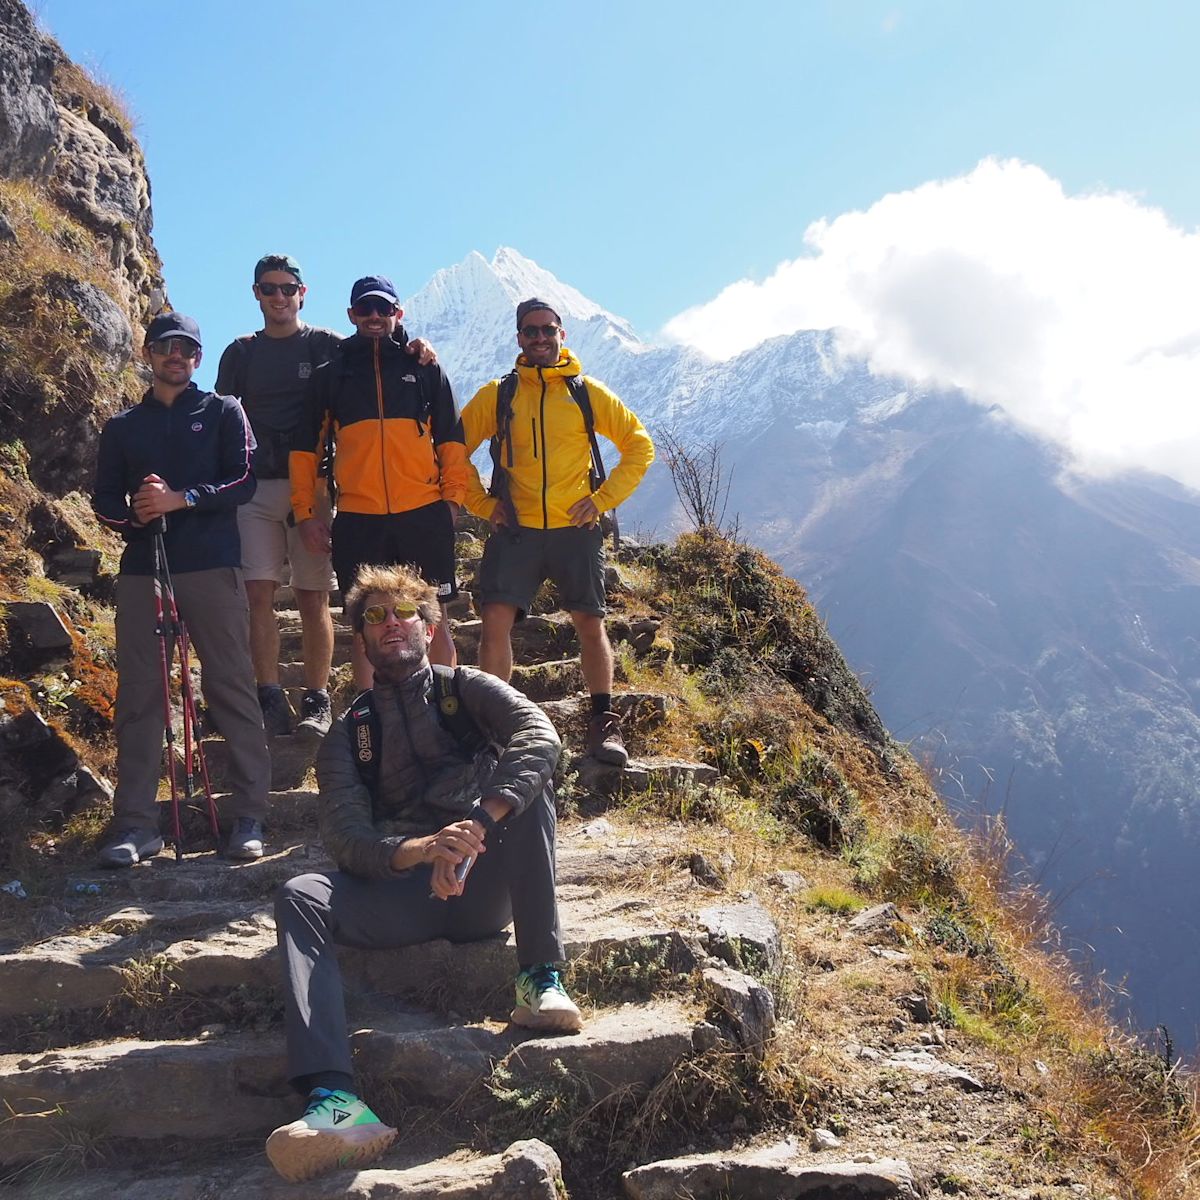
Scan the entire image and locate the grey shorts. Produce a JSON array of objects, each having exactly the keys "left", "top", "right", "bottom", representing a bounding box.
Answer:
[
  {"left": 478, "top": 525, "right": 605, "bottom": 619},
  {"left": 238, "top": 478, "right": 336, "bottom": 591}
]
